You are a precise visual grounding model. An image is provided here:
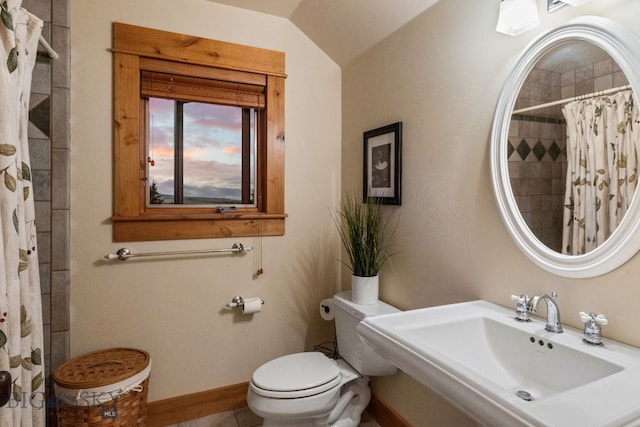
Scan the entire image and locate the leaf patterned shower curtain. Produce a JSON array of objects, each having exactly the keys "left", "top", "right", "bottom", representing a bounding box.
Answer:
[
  {"left": 0, "top": 0, "right": 45, "bottom": 425},
  {"left": 562, "top": 90, "right": 640, "bottom": 255}
]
